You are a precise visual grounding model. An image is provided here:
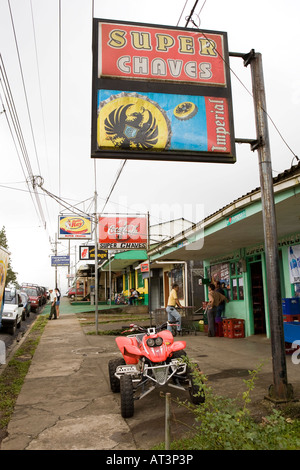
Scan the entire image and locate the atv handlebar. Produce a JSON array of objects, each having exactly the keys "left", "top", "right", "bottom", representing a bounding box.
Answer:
[{"left": 121, "top": 323, "right": 169, "bottom": 334}]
